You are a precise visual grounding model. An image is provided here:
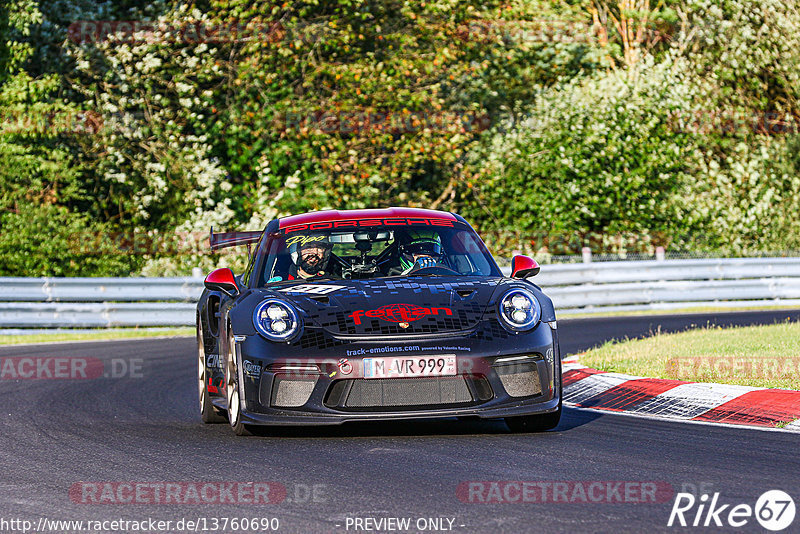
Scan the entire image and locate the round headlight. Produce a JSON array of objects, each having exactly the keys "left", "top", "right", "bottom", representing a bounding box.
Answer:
[
  {"left": 498, "top": 288, "right": 541, "bottom": 331},
  {"left": 267, "top": 305, "right": 287, "bottom": 320},
  {"left": 253, "top": 299, "right": 301, "bottom": 341}
]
